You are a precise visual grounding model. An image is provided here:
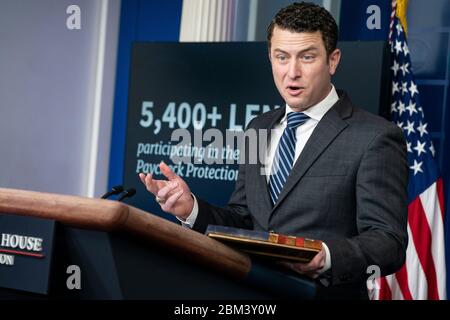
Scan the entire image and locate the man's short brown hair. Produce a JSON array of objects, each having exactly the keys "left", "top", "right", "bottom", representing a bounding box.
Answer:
[{"left": 267, "top": 2, "right": 339, "bottom": 57}]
